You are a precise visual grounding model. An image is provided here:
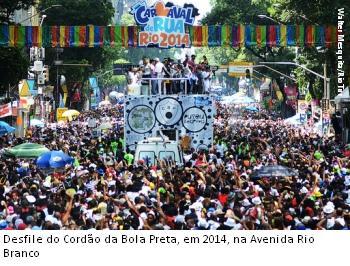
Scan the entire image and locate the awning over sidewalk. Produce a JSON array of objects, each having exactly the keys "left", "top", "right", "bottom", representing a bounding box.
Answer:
[{"left": 335, "top": 87, "right": 350, "bottom": 104}]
